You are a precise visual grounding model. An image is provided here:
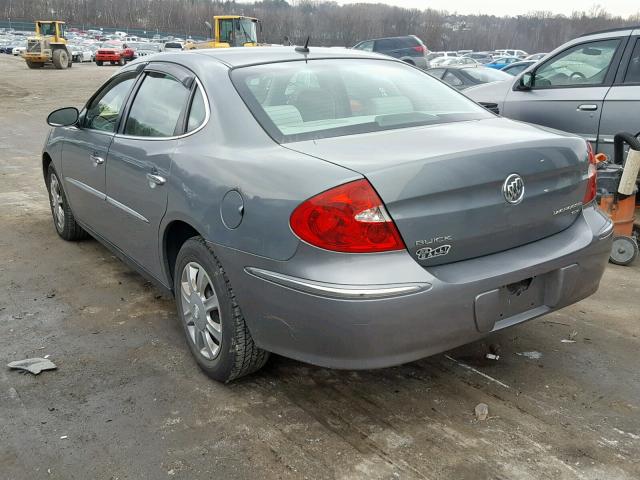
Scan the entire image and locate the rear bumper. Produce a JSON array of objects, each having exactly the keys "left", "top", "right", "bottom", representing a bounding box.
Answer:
[{"left": 213, "top": 205, "right": 613, "bottom": 369}]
